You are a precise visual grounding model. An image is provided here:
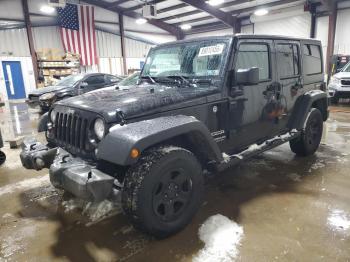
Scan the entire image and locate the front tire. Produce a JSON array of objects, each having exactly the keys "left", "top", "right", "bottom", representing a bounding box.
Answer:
[
  {"left": 290, "top": 108, "right": 323, "bottom": 156},
  {"left": 122, "top": 146, "right": 203, "bottom": 238}
]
